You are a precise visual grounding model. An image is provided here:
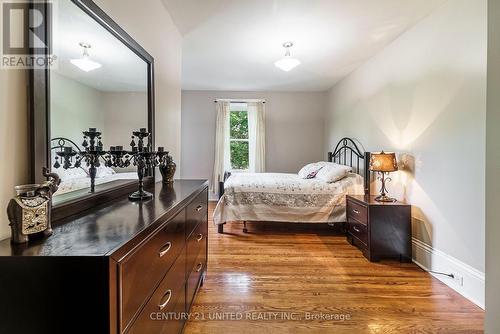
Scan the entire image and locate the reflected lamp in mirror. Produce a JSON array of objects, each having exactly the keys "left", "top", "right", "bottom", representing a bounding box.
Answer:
[
  {"left": 70, "top": 42, "right": 102, "bottom": 72},
  {"left": 369, "top": 151, "right": 398, "bottom": 202}
]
